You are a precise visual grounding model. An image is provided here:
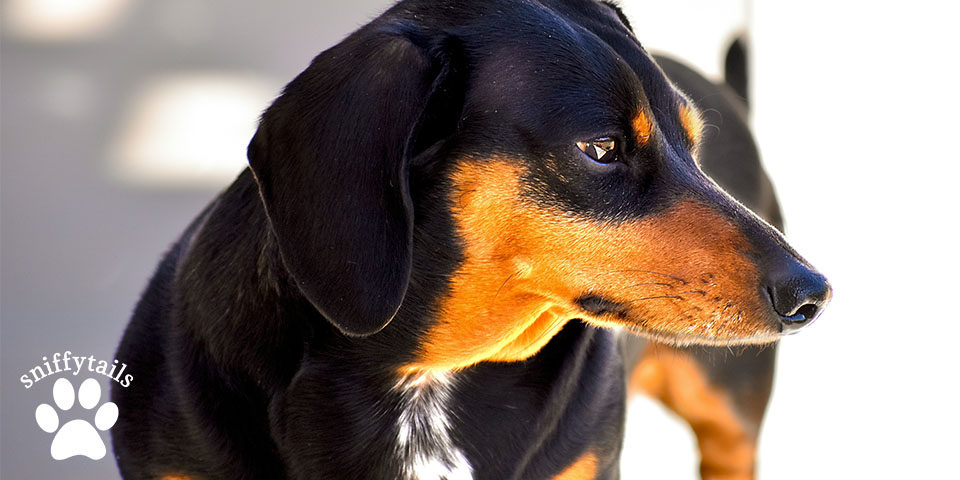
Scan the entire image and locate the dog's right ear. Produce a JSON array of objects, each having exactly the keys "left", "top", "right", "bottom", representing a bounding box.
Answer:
[{"left": 248, "top": 23, "right": 456, "bottom": 336}]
